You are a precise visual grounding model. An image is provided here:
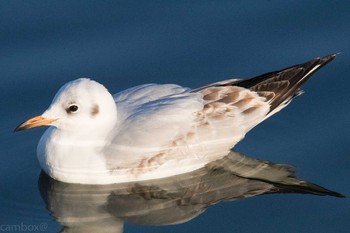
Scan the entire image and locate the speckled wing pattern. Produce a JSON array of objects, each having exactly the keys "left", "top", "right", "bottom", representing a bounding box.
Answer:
[{"left": 194, "top": 54, "right": 336, "bottom": 117}]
